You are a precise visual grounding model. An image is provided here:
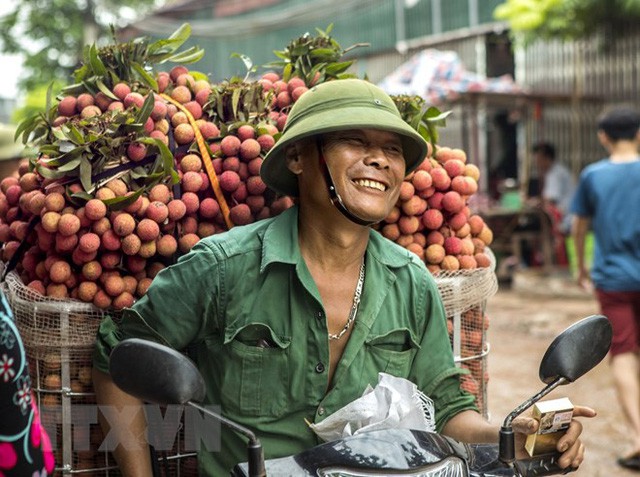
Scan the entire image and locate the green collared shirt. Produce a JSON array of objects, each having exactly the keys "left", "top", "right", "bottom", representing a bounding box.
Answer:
[{"left": 93, "top": 206, "right": 476, "bottom": 475}]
